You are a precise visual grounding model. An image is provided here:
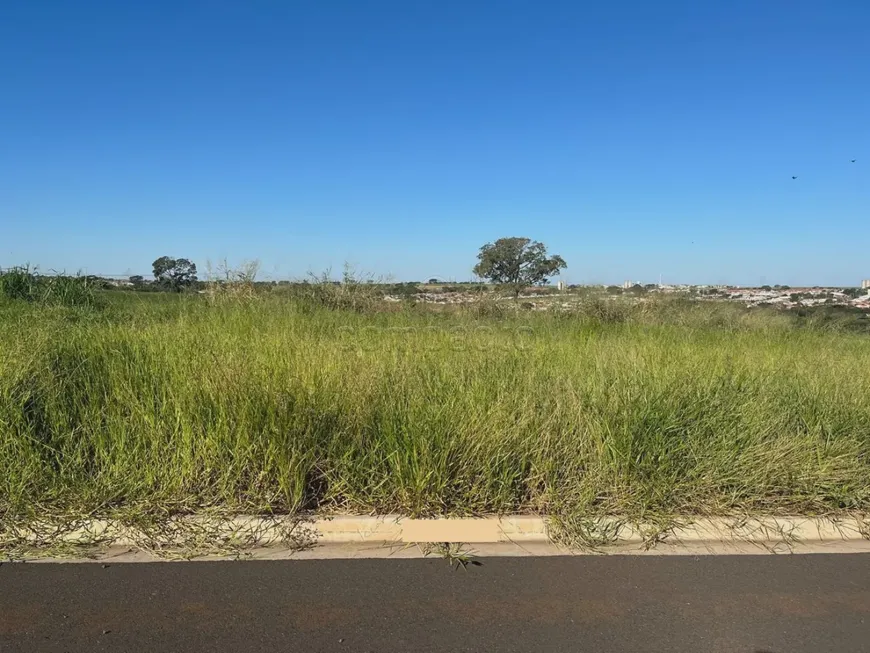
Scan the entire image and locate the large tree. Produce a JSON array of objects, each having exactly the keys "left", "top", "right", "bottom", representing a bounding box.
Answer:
[
  {"left": 152, "top": 256, "right": 198, "bottom": 291},
  {"left": 473, "top": 237, "right": 566, "bottom": 297}
]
